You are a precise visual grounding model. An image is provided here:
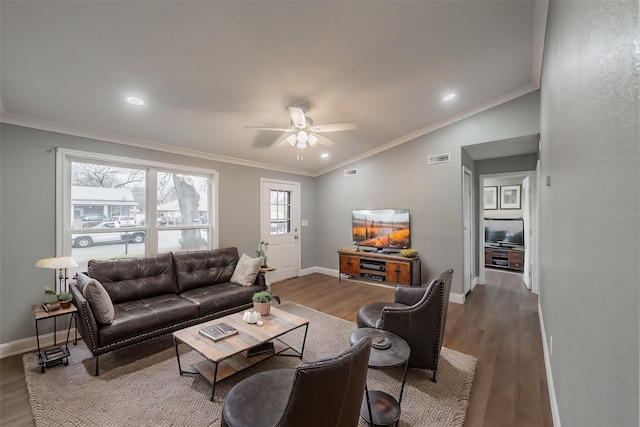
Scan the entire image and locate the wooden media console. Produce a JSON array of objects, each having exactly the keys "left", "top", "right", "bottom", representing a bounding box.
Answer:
[{"left": 338, "top": 249, "right": 421, "bottom": 286}]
